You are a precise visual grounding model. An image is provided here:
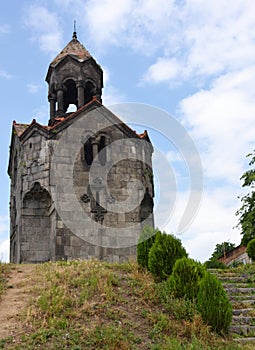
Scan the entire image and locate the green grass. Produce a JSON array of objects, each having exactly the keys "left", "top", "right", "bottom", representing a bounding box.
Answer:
[{"left": 0, "top": 260, "right": 255, "bottom": 349}]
